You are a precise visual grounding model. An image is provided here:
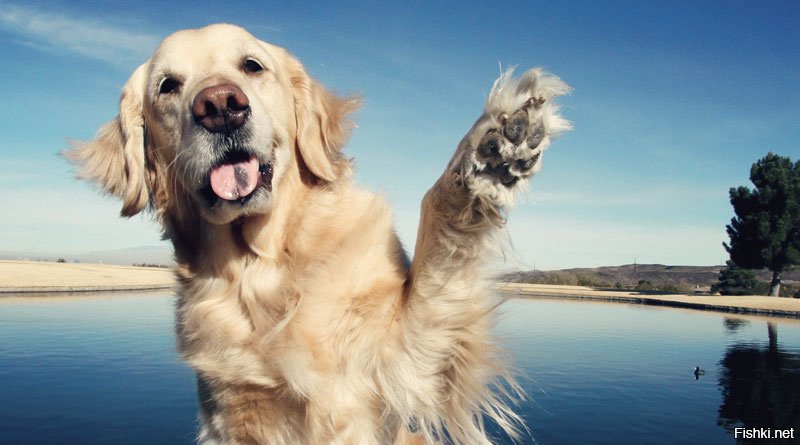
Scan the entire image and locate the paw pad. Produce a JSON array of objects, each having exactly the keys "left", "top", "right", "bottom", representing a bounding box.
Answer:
[
  {"left": 527, "top": 121, "right": 545, "bottom": 149},
  {"left": 503, "top": 109, "right": 529, "bottom": 145},
  {"left": 477, "top": 130, "right": 502, "bottom": 159},
  {"left": 472, "top": 98, "right": 547, "bottom": 187}
]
